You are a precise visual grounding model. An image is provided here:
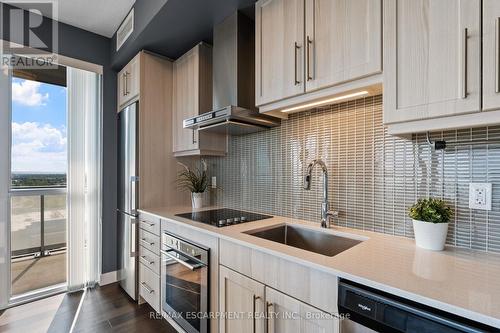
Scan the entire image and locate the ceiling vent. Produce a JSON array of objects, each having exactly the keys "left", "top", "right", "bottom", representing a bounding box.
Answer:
[{"left": 116, "top": 8, "right": 134, "bottom": 51}]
